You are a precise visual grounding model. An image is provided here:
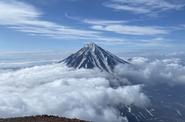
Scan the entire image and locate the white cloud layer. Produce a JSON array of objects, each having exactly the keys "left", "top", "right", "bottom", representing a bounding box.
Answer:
[
  {"left": 114, "top": 57, "right": 185, "bottom": 86},
  {"left": 0, "top": 63, "right": 149, "bottom": 122},
  {"left": 0, "top": 55, "right": 185, "bottom": 121}
]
